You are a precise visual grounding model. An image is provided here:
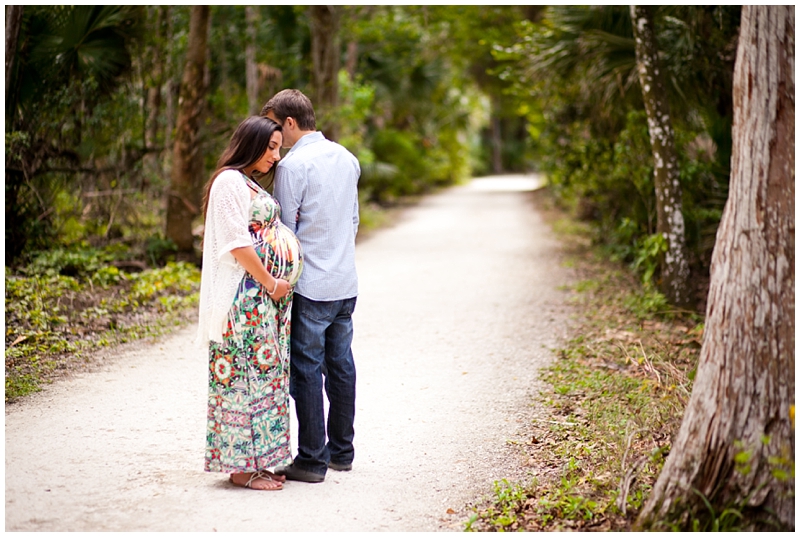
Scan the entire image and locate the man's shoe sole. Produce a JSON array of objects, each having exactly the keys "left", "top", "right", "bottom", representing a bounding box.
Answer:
[
  {"left": 328, "top": 462, "right": 352, "bottom": 472},
  {"left": 274, "top": 464, "right": 325, "bottom": 483}
]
